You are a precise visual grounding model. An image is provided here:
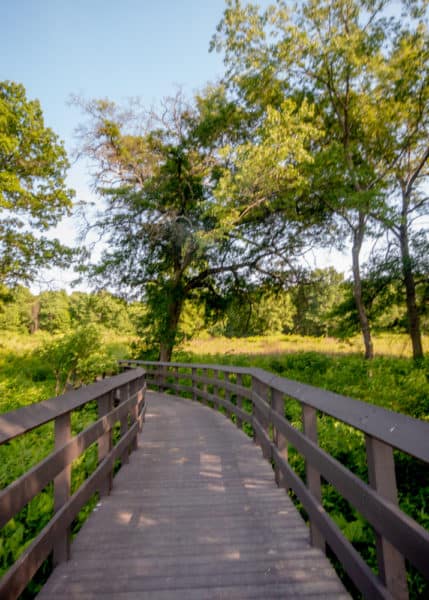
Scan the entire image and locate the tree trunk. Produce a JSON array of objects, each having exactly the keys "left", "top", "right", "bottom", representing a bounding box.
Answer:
[
  {"left": 352, "top": 218, "right": 374, "bottom": 360},
  {"left": 29, "top": 300, "right": 40, "bottom": 334},
  {"left": 399, "top": 202, "right": 424, "bottom": 360},
  {"left": 158, "top": 293, "right": 183, "bottom": 363}
]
